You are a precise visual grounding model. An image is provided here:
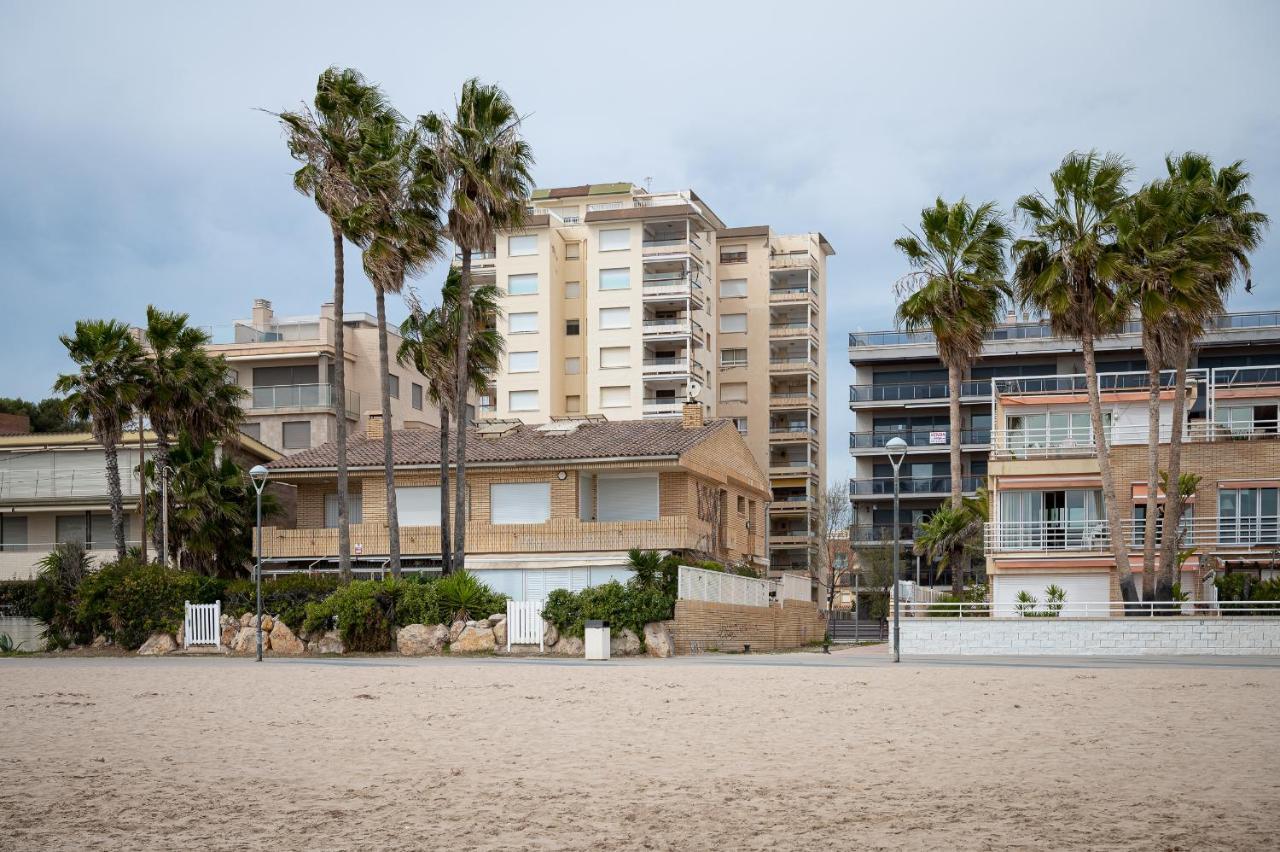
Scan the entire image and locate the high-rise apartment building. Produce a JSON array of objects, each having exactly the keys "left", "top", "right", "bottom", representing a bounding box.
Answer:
[{"left": 478, "top": 182, "right": 832, "bottom": 575}]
